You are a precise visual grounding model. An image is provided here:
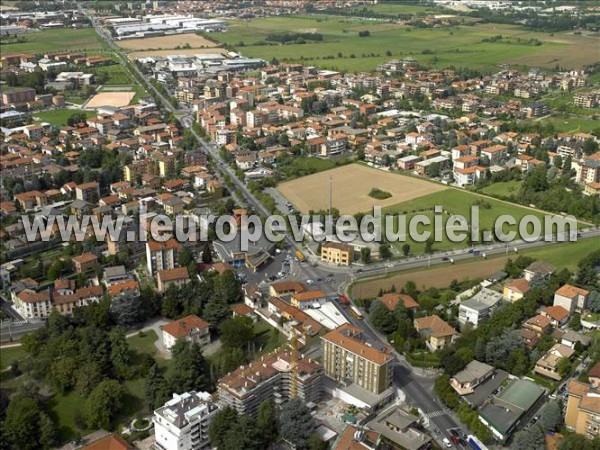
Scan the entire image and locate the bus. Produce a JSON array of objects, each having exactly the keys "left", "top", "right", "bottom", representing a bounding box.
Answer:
[
  {"left": 467, "top": 435, "right": 488, "bottom": 450},
  {"left": 350, "top": 306, "right": 364, "bottom": 320},
  {"left": 295, "top": 249, "right": 306, "bottom": 263}
]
